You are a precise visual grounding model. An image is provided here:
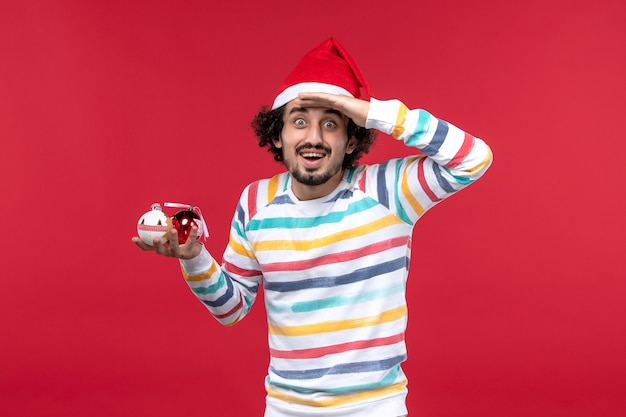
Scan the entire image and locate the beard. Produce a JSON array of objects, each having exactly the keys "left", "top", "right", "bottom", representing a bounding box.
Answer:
[
  {"left": 291, "top": 167, "right": 338, "bottom": 186},
  {"left": 285, "top": 145, "right": 343, "bottom": 187}
]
